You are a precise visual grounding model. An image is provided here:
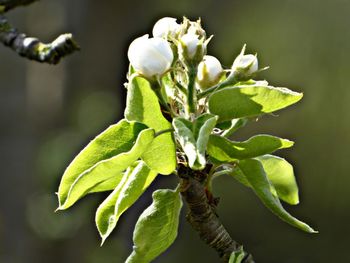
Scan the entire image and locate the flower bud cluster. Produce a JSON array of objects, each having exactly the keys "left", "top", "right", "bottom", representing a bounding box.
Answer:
[{"left": 127, "top": 16, "right": 261, "bottom": 89}]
